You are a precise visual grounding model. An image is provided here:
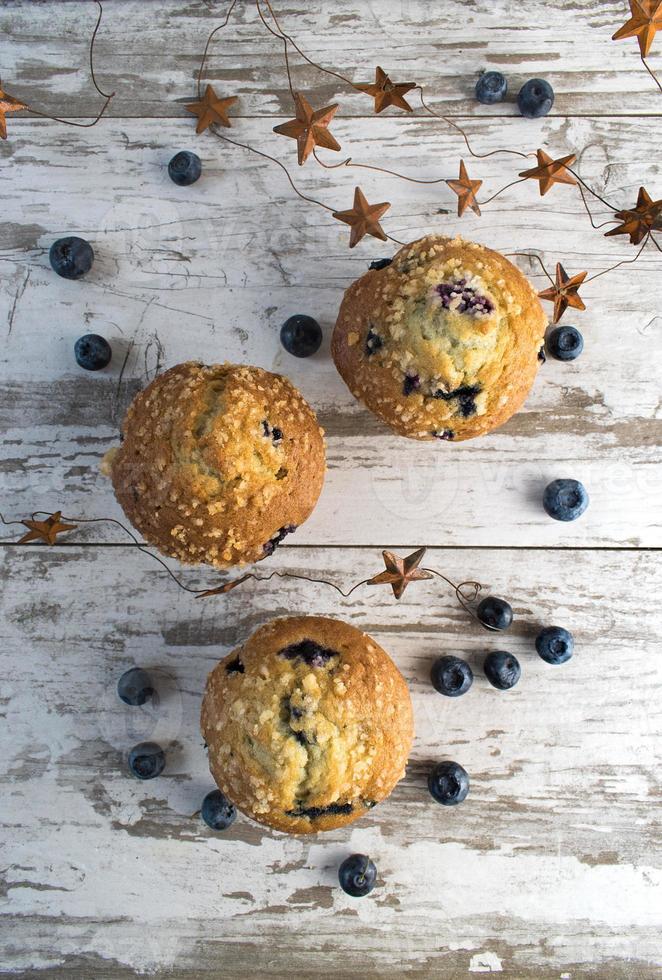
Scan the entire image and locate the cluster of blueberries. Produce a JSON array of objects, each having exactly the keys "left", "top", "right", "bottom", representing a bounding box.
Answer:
[
  {"left": 117, "top": 668, "right": 238, "bottom": 830},
  {"left": 475, "top": 71, "right": 555, "bottom": 118},
  {"left": 426, "top": 596, "right": 574, "bottom": 814}
]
